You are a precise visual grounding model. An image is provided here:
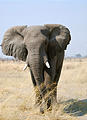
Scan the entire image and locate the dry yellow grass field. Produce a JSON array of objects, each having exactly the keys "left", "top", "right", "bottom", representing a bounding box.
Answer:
[{"left": 0, "top": 58, "right": 87, "bottom": 120}]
